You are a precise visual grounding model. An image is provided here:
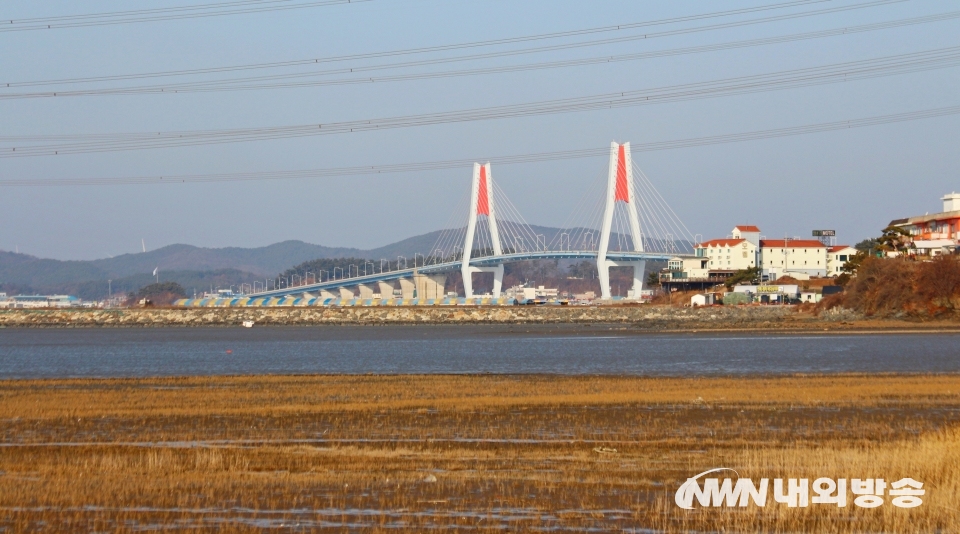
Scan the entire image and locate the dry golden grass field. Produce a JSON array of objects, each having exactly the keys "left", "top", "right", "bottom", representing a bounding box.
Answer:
[{"left": 1, "top": 374, "right": 959, "bottom": 532}]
